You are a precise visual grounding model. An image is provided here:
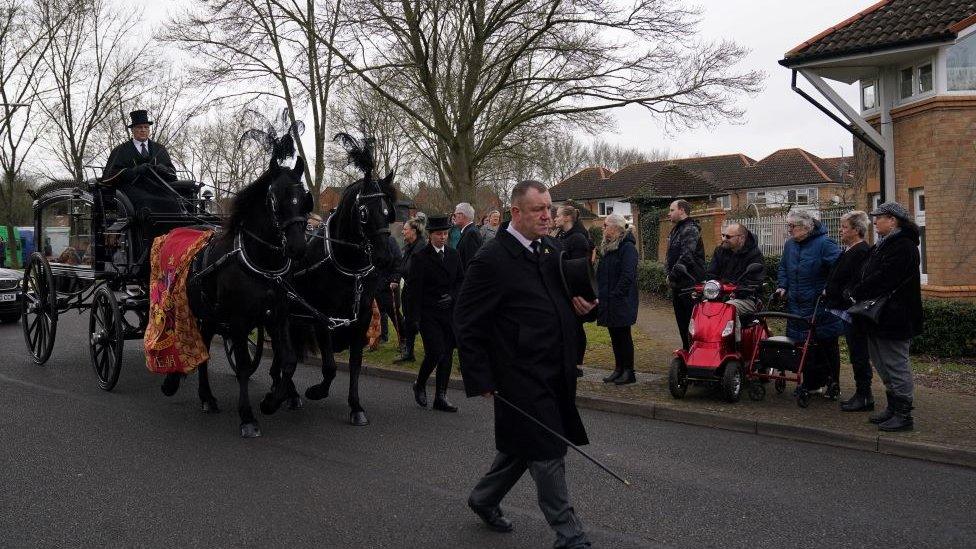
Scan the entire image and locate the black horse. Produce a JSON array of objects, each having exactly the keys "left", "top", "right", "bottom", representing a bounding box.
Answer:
[
  {"left": 286, "top": 133, "right": 396, "bottom": 426},
  {"left": 161, "top": 147, "right": 311, "bottom": 438}
]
